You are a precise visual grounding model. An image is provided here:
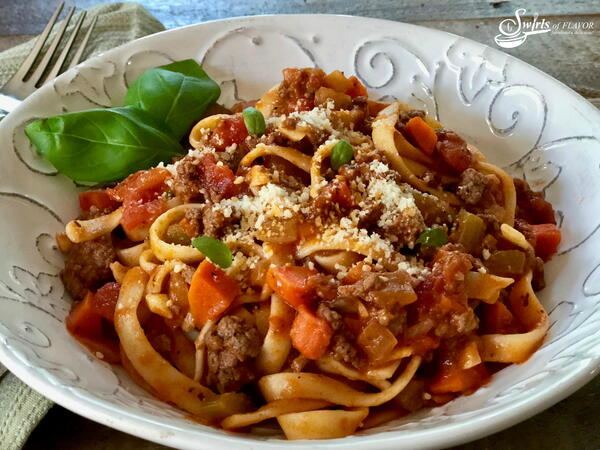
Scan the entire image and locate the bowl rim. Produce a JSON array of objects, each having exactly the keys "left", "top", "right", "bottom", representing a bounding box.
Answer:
[{"left": 1, "top": 13, "right": 600, "bottom": 450}]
